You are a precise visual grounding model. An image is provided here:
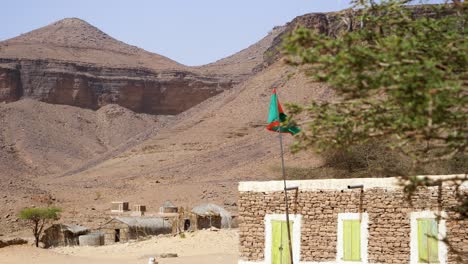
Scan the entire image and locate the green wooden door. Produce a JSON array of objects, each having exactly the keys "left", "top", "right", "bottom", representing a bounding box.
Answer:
[
  {"left": 271, "top": 220, "right": 293, "bottom": 264},
  {"left": 417, "top": 219, "right": 439, "bottom": 263},
  {"left": 342, "top": 220, "right": 361, "bottom": 261}
]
